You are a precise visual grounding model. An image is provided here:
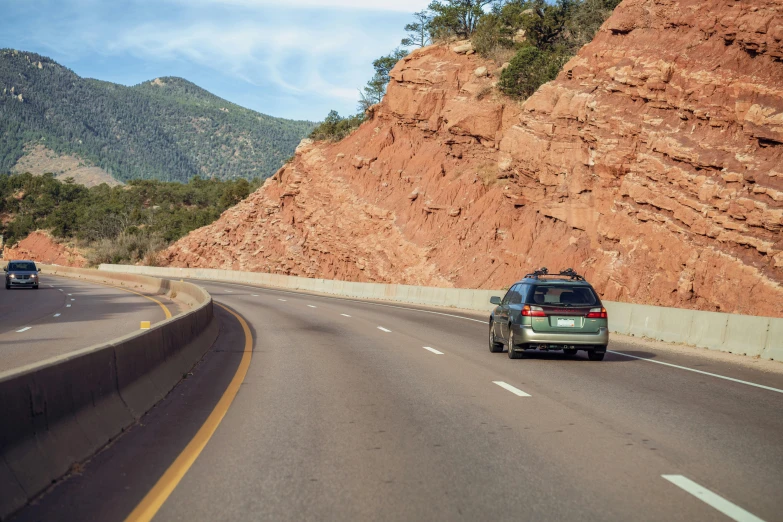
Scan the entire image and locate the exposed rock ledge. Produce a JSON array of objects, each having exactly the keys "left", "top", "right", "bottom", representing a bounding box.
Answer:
[{"left": 164, "top": 0, "right": 783, "bottom": 318}]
